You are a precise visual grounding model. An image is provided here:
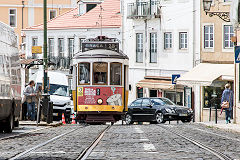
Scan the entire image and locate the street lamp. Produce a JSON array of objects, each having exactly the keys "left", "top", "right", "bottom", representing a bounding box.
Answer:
[{"left": 202, "top": 0, "right": 230, "bottom": 22}]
